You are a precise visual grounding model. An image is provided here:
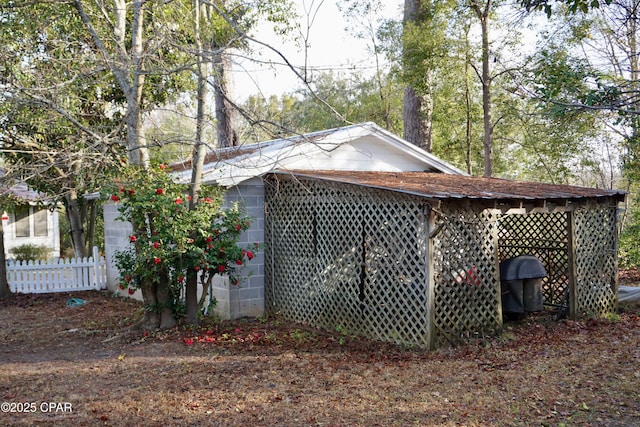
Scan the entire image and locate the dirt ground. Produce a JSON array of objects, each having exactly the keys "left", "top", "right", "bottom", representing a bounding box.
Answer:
[{"left": 1, "top": 272, "right": 639, "bottom": 427}]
